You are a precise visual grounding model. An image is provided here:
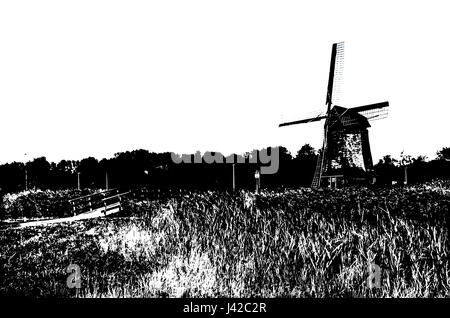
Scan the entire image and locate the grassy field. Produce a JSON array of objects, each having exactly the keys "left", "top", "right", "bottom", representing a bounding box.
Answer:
[{"left": 0, "top": 182, "right": 449, "bottom": 297}]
